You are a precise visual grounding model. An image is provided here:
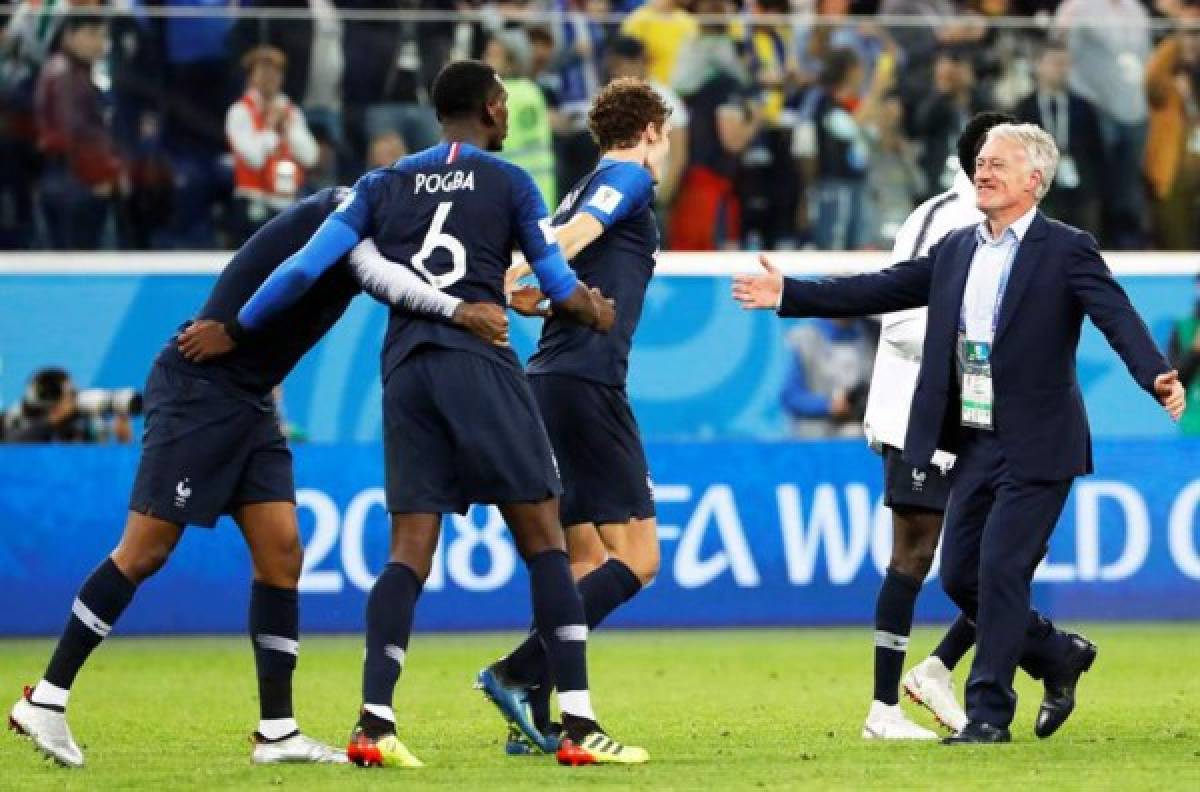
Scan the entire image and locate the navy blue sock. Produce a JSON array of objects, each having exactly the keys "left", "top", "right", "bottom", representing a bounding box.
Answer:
[
  {"left": 504, "top": 558, "right": 642, "bottom": 683},
  {"left": 527, "top": 549, "right": 588, "bottom": 703},
  {"left": 873, "top": 567, "right": 921, "bottom": 706},
  {"left": 42, "top": 558, "right": 136, "bottom": 694},
  {"left": 510, "top": 559, "right": 643, "bottom": 727},
  {"left": 362, "top": 562, "right": 422, "bottom": 713},
  {"left": 932, "top": 613, "right": 976, "bottom": 671},
  {"left": 249, "top": 582, "right": 298, "bottom": 721}
]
